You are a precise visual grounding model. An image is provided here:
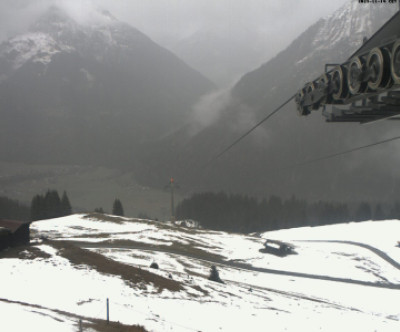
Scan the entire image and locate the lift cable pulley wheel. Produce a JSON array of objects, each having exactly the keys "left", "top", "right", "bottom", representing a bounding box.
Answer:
[
  {"left": 347, "top": 57, "right": 366, "bottom": 95},
  {"left": 367, "top": 47, "right": 391, "bottom": 90},
  {"left": 391, "top": 40, "right": 400, "bottom": 84},
  {"left": 331, "top": 66, "right": 347, "bottom": 100}
]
